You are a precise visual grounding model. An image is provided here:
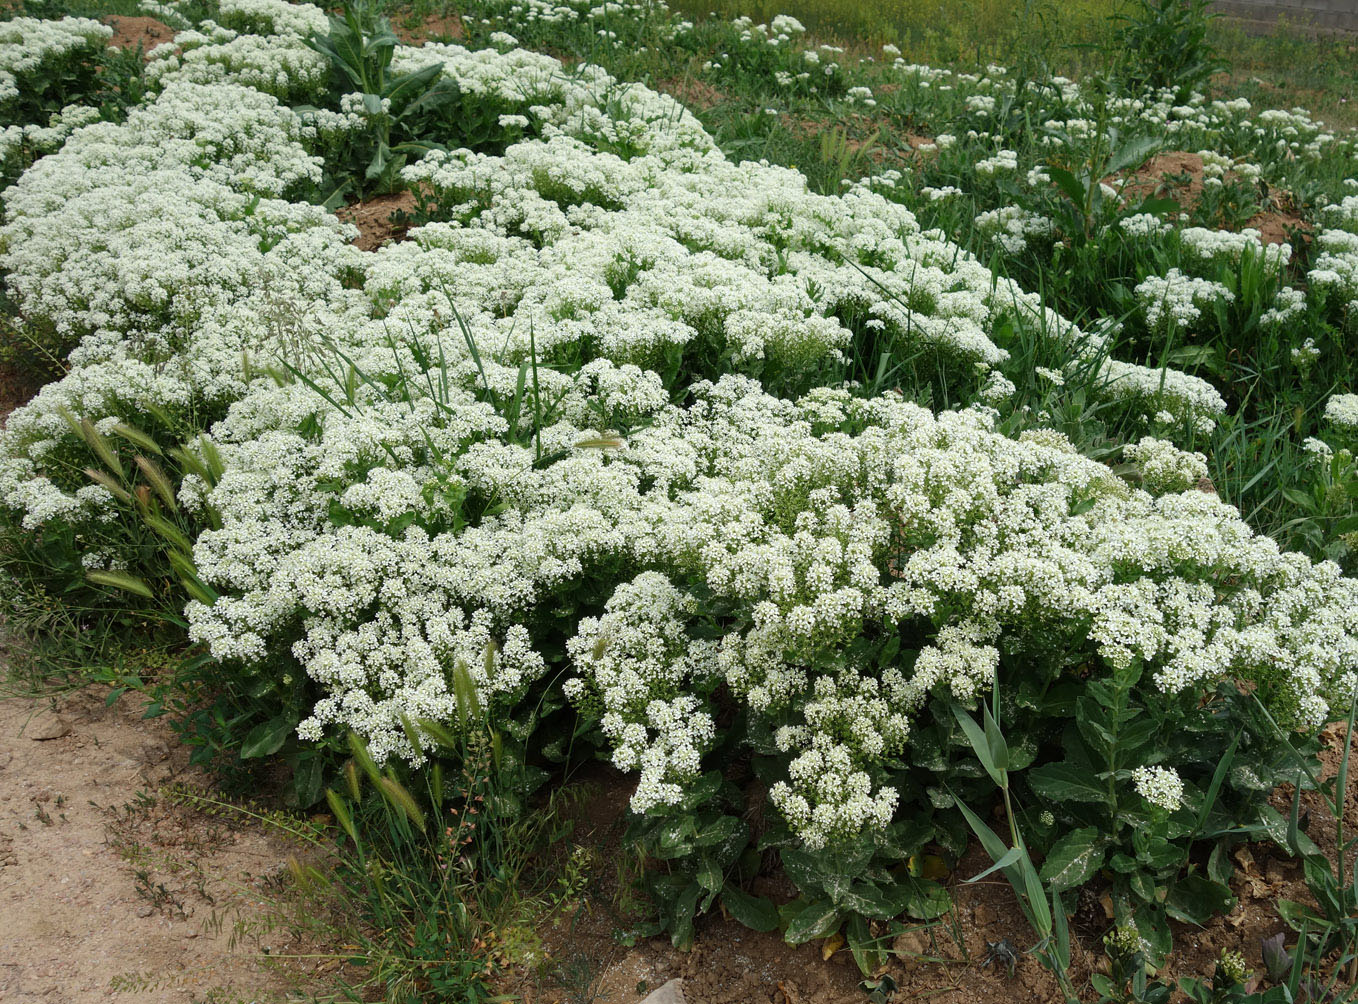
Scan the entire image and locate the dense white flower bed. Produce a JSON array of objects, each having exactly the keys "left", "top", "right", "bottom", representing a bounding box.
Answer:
[
  {"left": 1, "top": 0, "right": 1355, "bottom": 850},
  {"left": 0, "top": 16, "right": 109, "bottom": 106}
]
